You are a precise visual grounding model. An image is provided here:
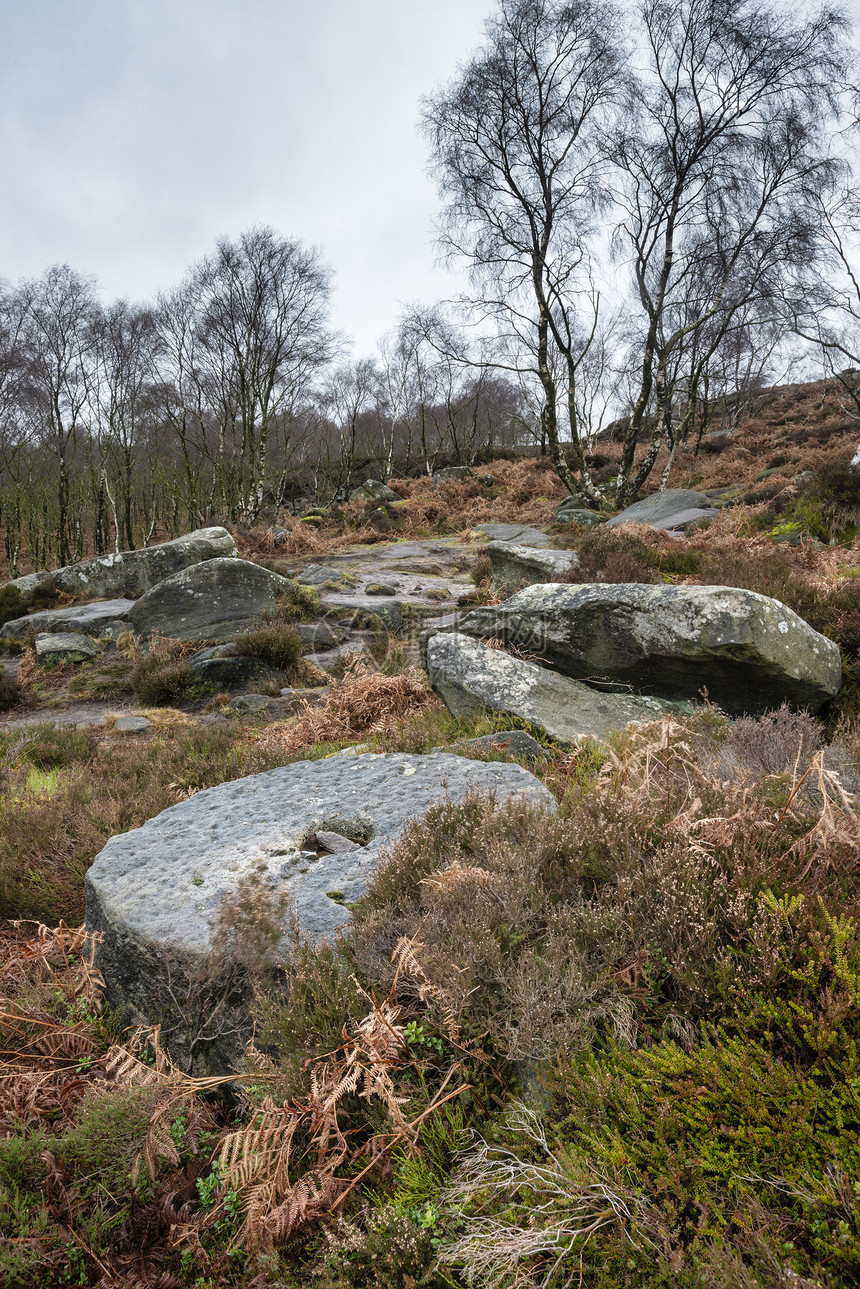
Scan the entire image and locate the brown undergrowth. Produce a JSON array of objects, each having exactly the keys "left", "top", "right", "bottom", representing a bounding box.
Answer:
[
  {"left": 3, "top": 708, "right": 860, "bottom": 1286},
  {"left": 261, "top": 665, "right": 433, "bottom": 753}
]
